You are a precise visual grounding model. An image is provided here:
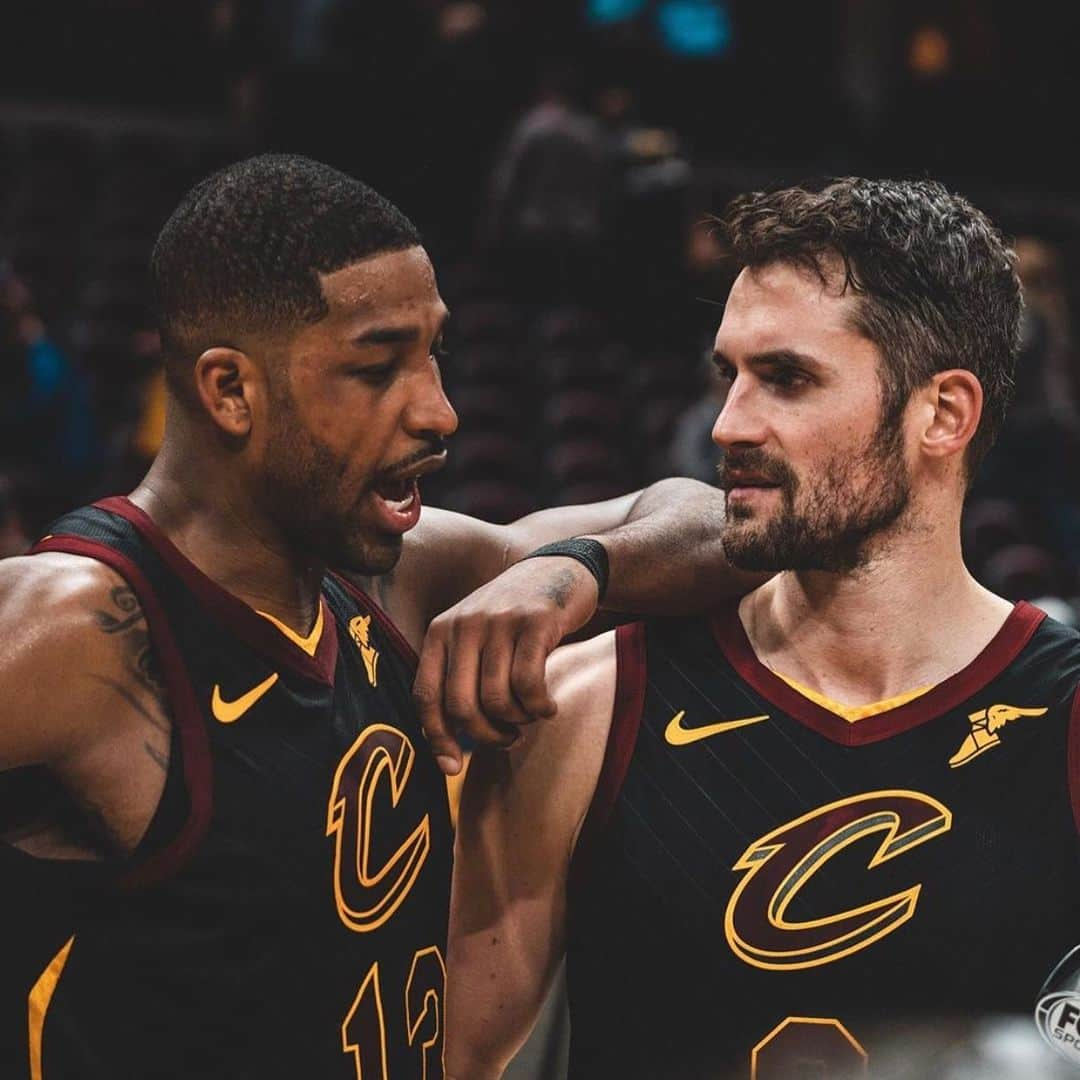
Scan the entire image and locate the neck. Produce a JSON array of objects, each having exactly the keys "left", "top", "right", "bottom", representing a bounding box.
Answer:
[
  {"left": 740, "top": 504, "right": 1014, "bottom": 704},
  {"left": 129, "top": 438, "right": 324, "bottom": 633}
]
